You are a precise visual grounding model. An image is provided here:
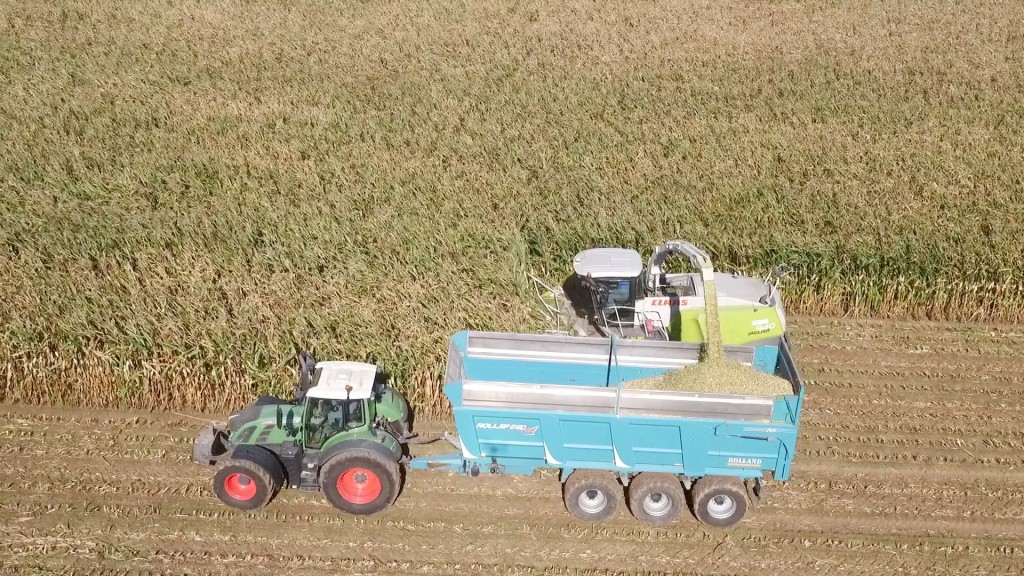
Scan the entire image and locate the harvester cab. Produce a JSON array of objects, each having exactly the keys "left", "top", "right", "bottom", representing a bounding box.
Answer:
[
  {"left": 569, "top": 247, "right": 666, "bottom": 339},
  {"left": 559, "top": 240, "right": 789, "bottom": 347},
  {"left": 192, "top": 355, "right": 414, "bottom": 516}
]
